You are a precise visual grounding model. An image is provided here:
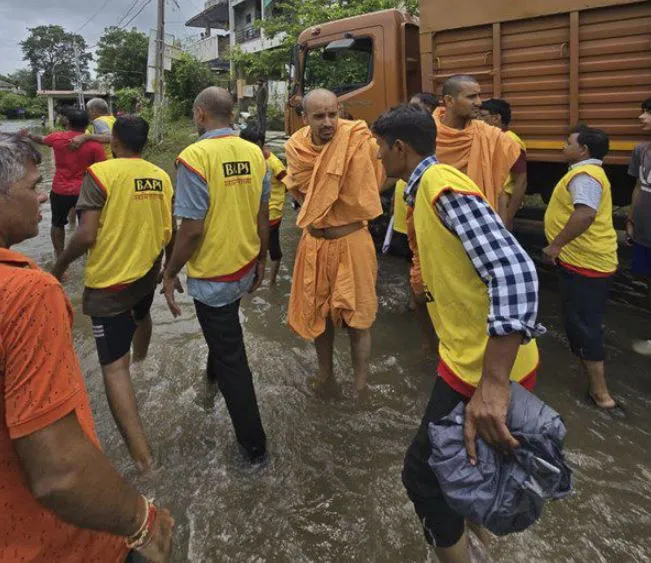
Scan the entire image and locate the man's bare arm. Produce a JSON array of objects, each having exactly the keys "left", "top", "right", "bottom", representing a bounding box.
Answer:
[
  {"left": 250, "top": 202, "right": 269, "bottom": 293},
  {"left": 507, "top": 171, "right": 527, "bottom": 226},
  {"left": 15, "top": 412, "right": 144, "bottom": 536},
  {"left": 543, "top": 204, "right": 596, "bottom": 263},
  {"left": 51, "top": 210, "right": 101, "bottom": 280}
]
